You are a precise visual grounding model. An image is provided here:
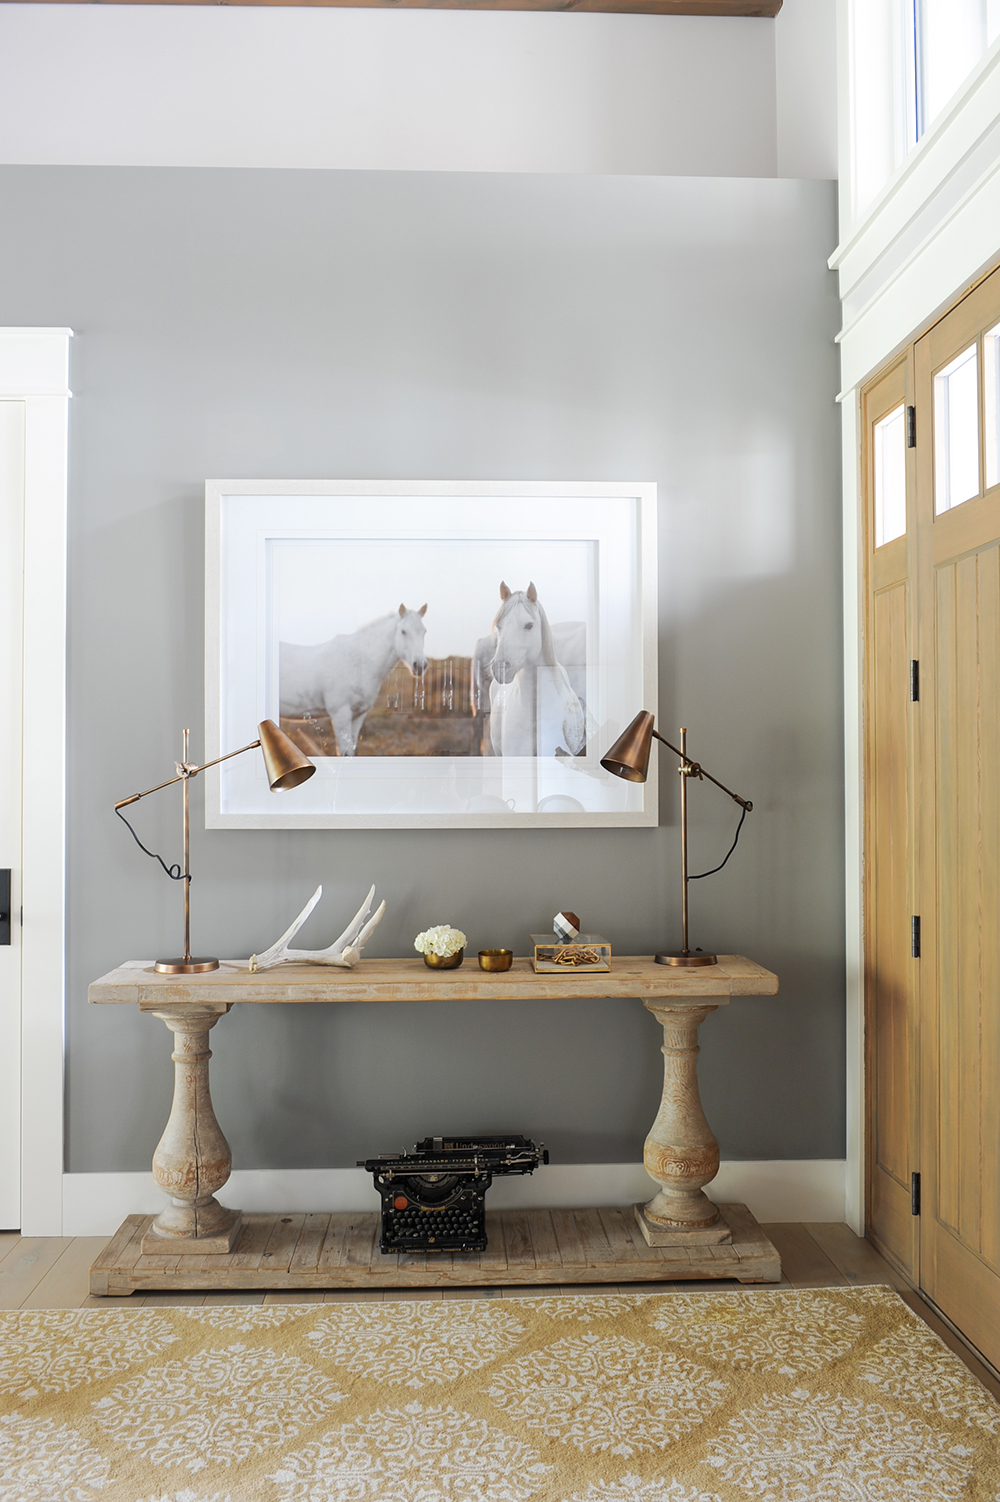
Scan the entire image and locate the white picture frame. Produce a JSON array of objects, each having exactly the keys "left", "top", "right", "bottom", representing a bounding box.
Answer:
[{"left": 204, "top": 479, "right": 657, "bottom": 829}]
